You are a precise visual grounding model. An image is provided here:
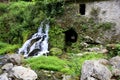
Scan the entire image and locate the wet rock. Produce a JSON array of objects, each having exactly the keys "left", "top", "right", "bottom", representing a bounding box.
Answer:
[
  {"left": 11, "top": 66, "right": 37, "bottom": 80},
  {"left": 3, "top": 54, "right": 23, "bottom": 65},
  {"left": 81, "top": 60, "right": 112, "bottom": 80},
  {"left": 2, "top": 63, "right": 13, "bottom": 72}
]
